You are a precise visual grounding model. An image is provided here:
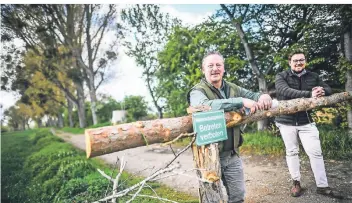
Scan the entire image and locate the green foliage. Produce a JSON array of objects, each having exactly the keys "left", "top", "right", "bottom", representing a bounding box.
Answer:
[
  {"left": 240, "top": 131, "right": 286, "bottom": 155},
  {"left": 60, "top": 127, "right": 85, "bottom": 134},
  {"left": 123, "top": 95, "right": 149, "bottom": 122},
  {"left": 122, "top": 5, "right": 181, "bottom": 118},
  {"left": 2, "top": 129, "right": 197, "bottom": 203},
  {"left": 336, "top": 56, "right": 352, "bottom": 83},
  {"left": 239, "top": 126, "right": 352, "bottom": 160},
  {"left": 96, "top": 96, "right": 121, "bottom": 123},
  {"left": 318, "top": 124, "right": 352, "bottom": 160},
  {"left": 157, "top": 22, "right": 247, "bottom": 116}
]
